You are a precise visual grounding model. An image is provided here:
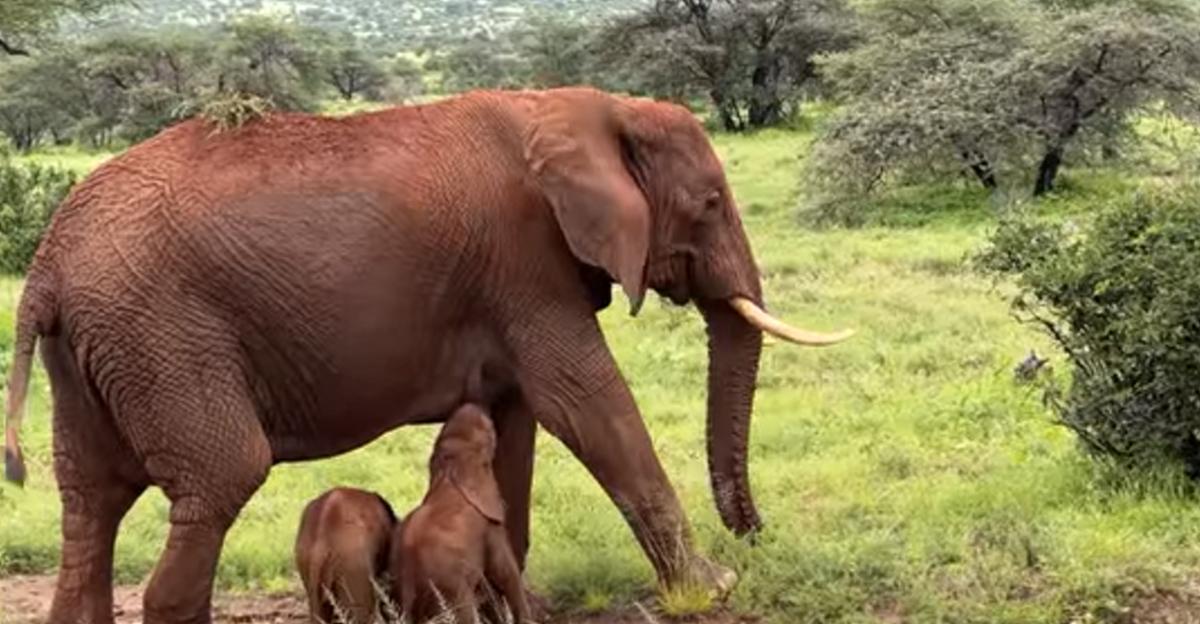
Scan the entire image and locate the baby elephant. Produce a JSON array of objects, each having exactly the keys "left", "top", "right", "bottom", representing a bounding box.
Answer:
[
  {"left": 295, "top": 487, "right": 397, "bottom": 624},
  {"left": 391, "top": 403, "right": 530, "bottom": 624}
]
